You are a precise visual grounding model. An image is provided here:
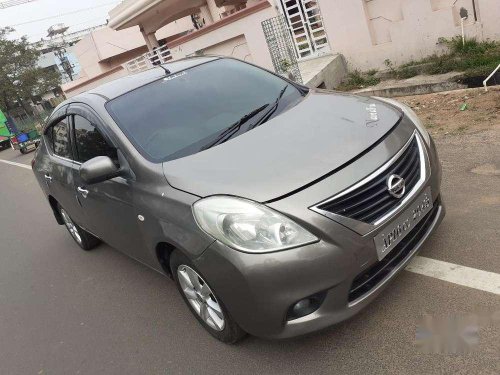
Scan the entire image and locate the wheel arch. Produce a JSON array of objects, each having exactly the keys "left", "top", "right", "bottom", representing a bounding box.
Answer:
[
  {"left": 48, "top": 195, "right": 64, "bottom": 225},
  {"left": 155, "top": 242, "right": 177, "bottom": 278}
]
